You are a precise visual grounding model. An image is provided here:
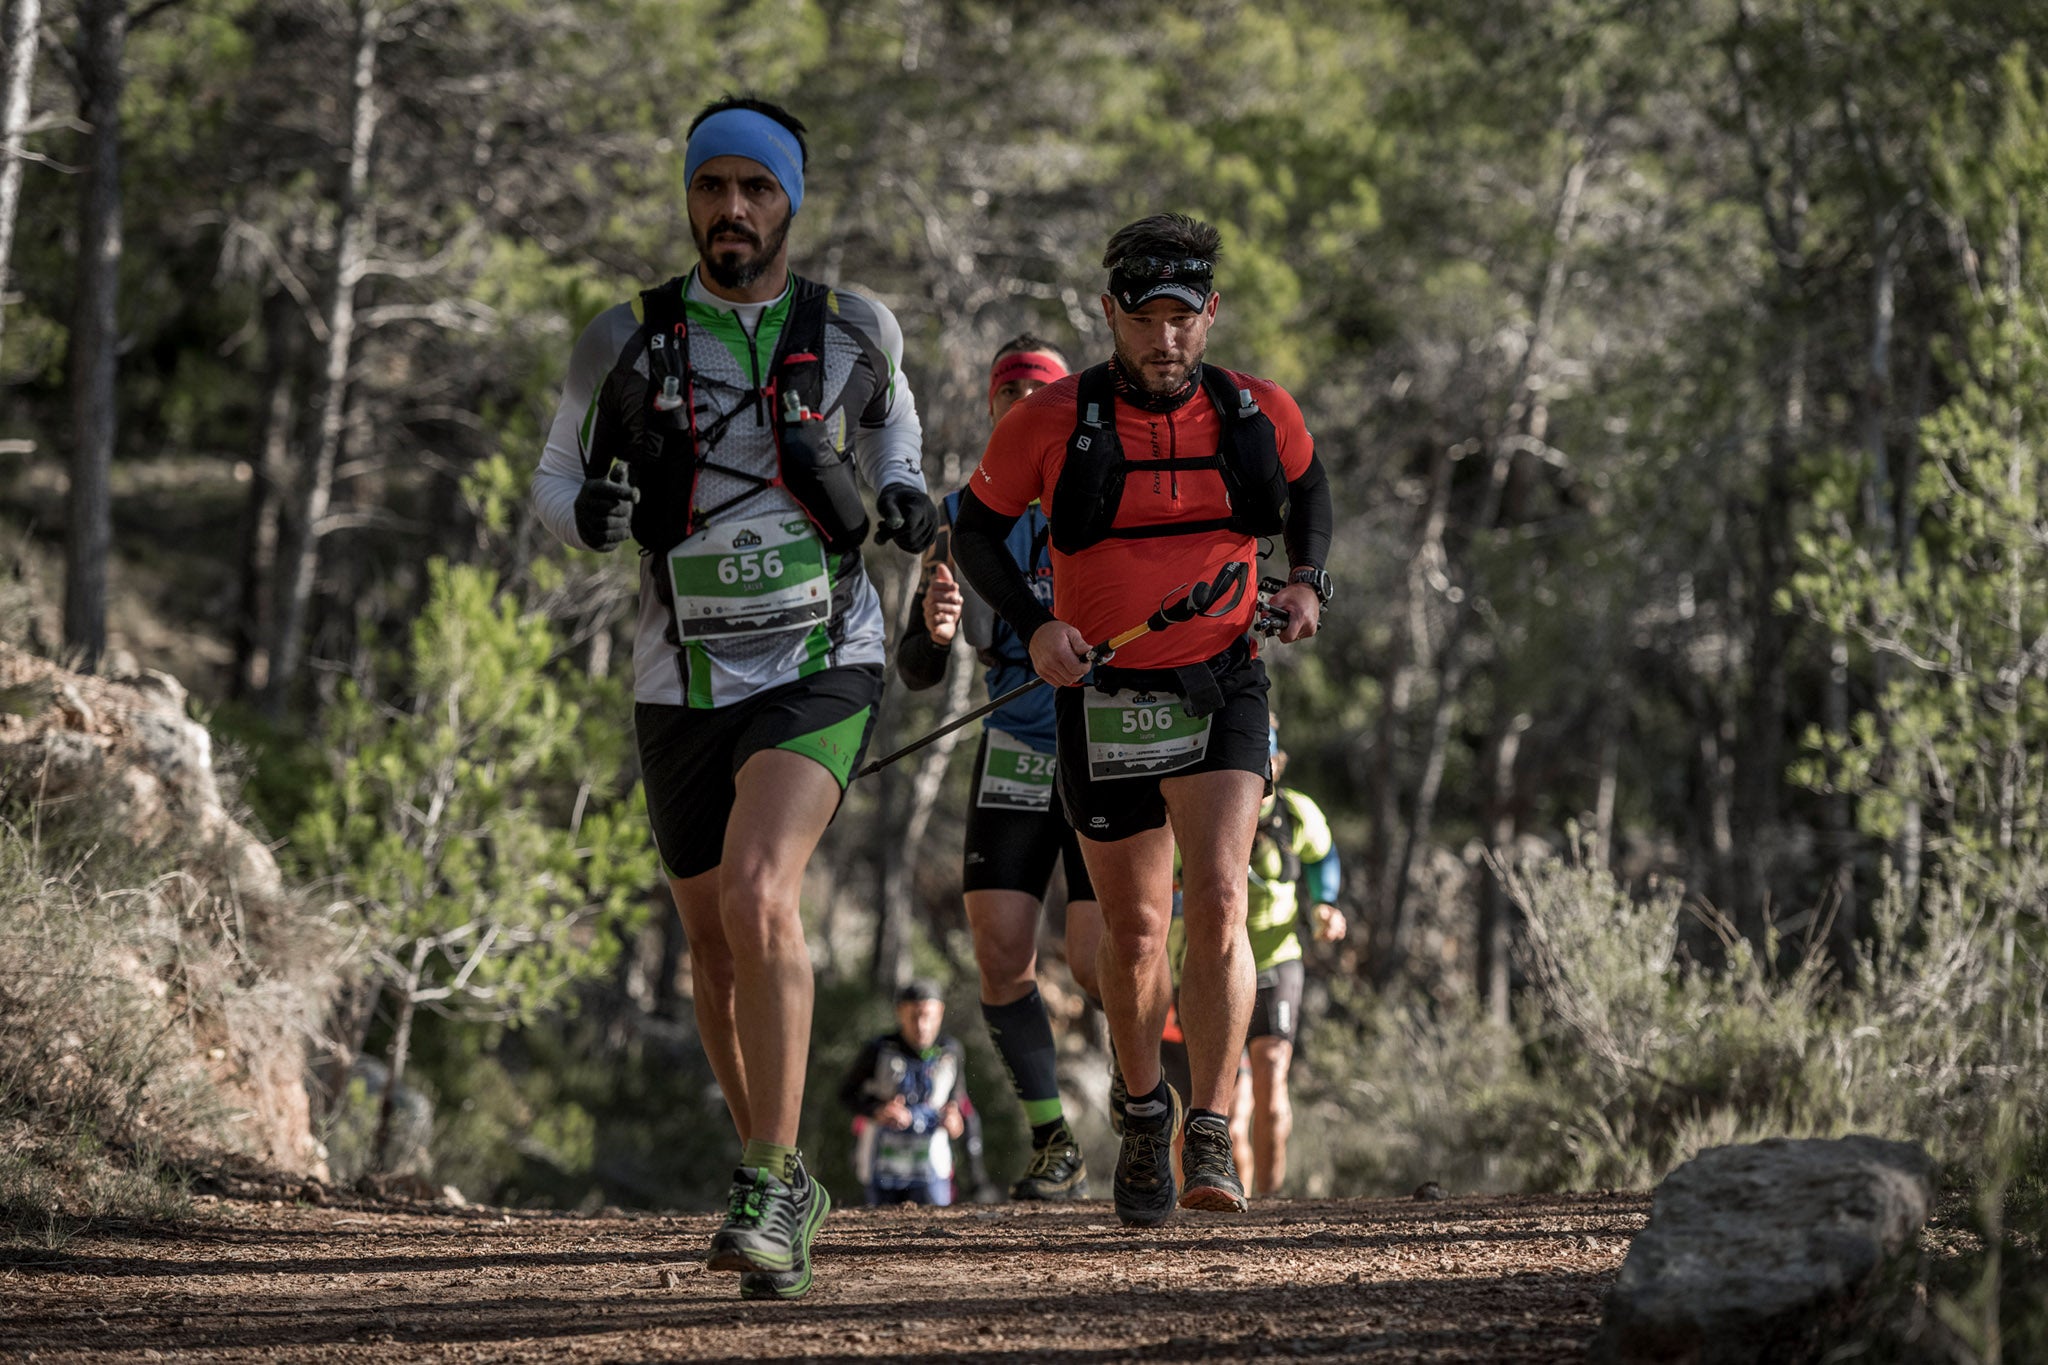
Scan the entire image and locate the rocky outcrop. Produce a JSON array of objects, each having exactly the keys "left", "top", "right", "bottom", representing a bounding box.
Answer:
[
  {"left": 1592, "top": 1135, "right": 1936, "bottom": 1364},
  {"left": 0, "top": 642, "right": 331, "bottom": 1179},
  {"left": 0, "top": 650, "right": 284, "bottom": 903}
]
